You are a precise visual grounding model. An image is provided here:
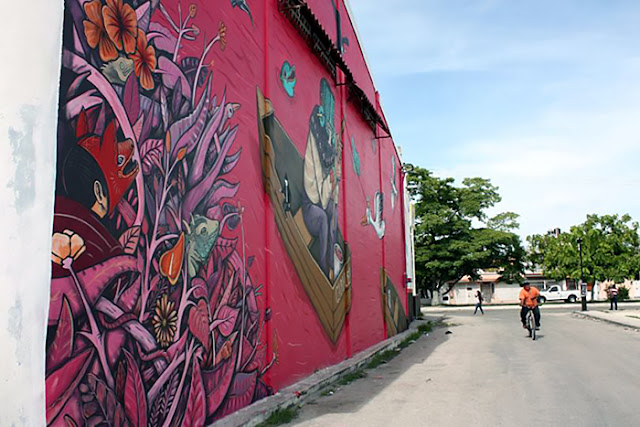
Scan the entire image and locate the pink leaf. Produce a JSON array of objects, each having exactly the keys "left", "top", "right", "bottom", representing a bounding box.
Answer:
[
  {"left": 203, "top": 357, "right": 236, "bottom": 417},
  {"left": 188, "top": 299, "right": 211, "bottom": 352},
  {"left": 139, "top": 139, "right": 164, "bottom": 175},
  {"left": 218, "top": 371, "right": 258, "bottom": 418},
  {"left": 46, "top": 348, "right": 94, "bottom": 424},
  {"left": 213, "top": 306, "right": 238, "bottom": 337},
  {"left": 123, "top": 350, "right": 148, "bottom": 427},
  {"left": 136, "top": 1, "right": 151, "bottom": 32},
  {"left": 123, "top": 73, "right": 140, "bottom": 124},
  {"left": 118, "top": 226, "right": 141, "bottom": 254},
  {"left": 148, "top": 23, "right": 177, "bottom": 54},
  {"left": 132, "top": 115, "right": 144, "bottom": 142},
  {"left": 183, "top": 362, "right": 206, "bottom": 427},
  {"left": 157, "top": 56, "right": 191, "bottom": 94},
  {"left": 47, "top": 295, "right": 75, "bottom": 370}
]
